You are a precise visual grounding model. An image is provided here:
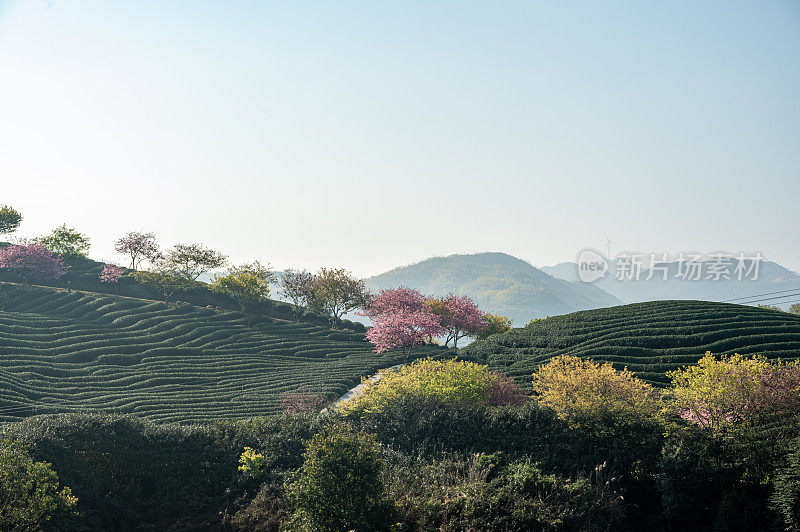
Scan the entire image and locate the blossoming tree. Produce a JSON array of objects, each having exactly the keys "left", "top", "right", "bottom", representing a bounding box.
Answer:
[
  {"left": 0, "top": 243, "right": 66, "bottom": 283},
  {"left": 362, "top": 286, "right": 427, "bottom": 318},
  {"left": 365, "top": 308, "right": 444, "bottom": 354},
  {"left": 100, "top": 264, "right": 124, "bottom": 293},
  {"left": 114, "top": 232, "right": 160, "bottom": 270},
  {"left": 363, "top": 287, "right": 489, "bottom": 353},
  {"left": 427, "top": 294, "right": 488, "bottom": 348},
  {"left": 668, "top": 352, "right": 800, "bottom": 432}
]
